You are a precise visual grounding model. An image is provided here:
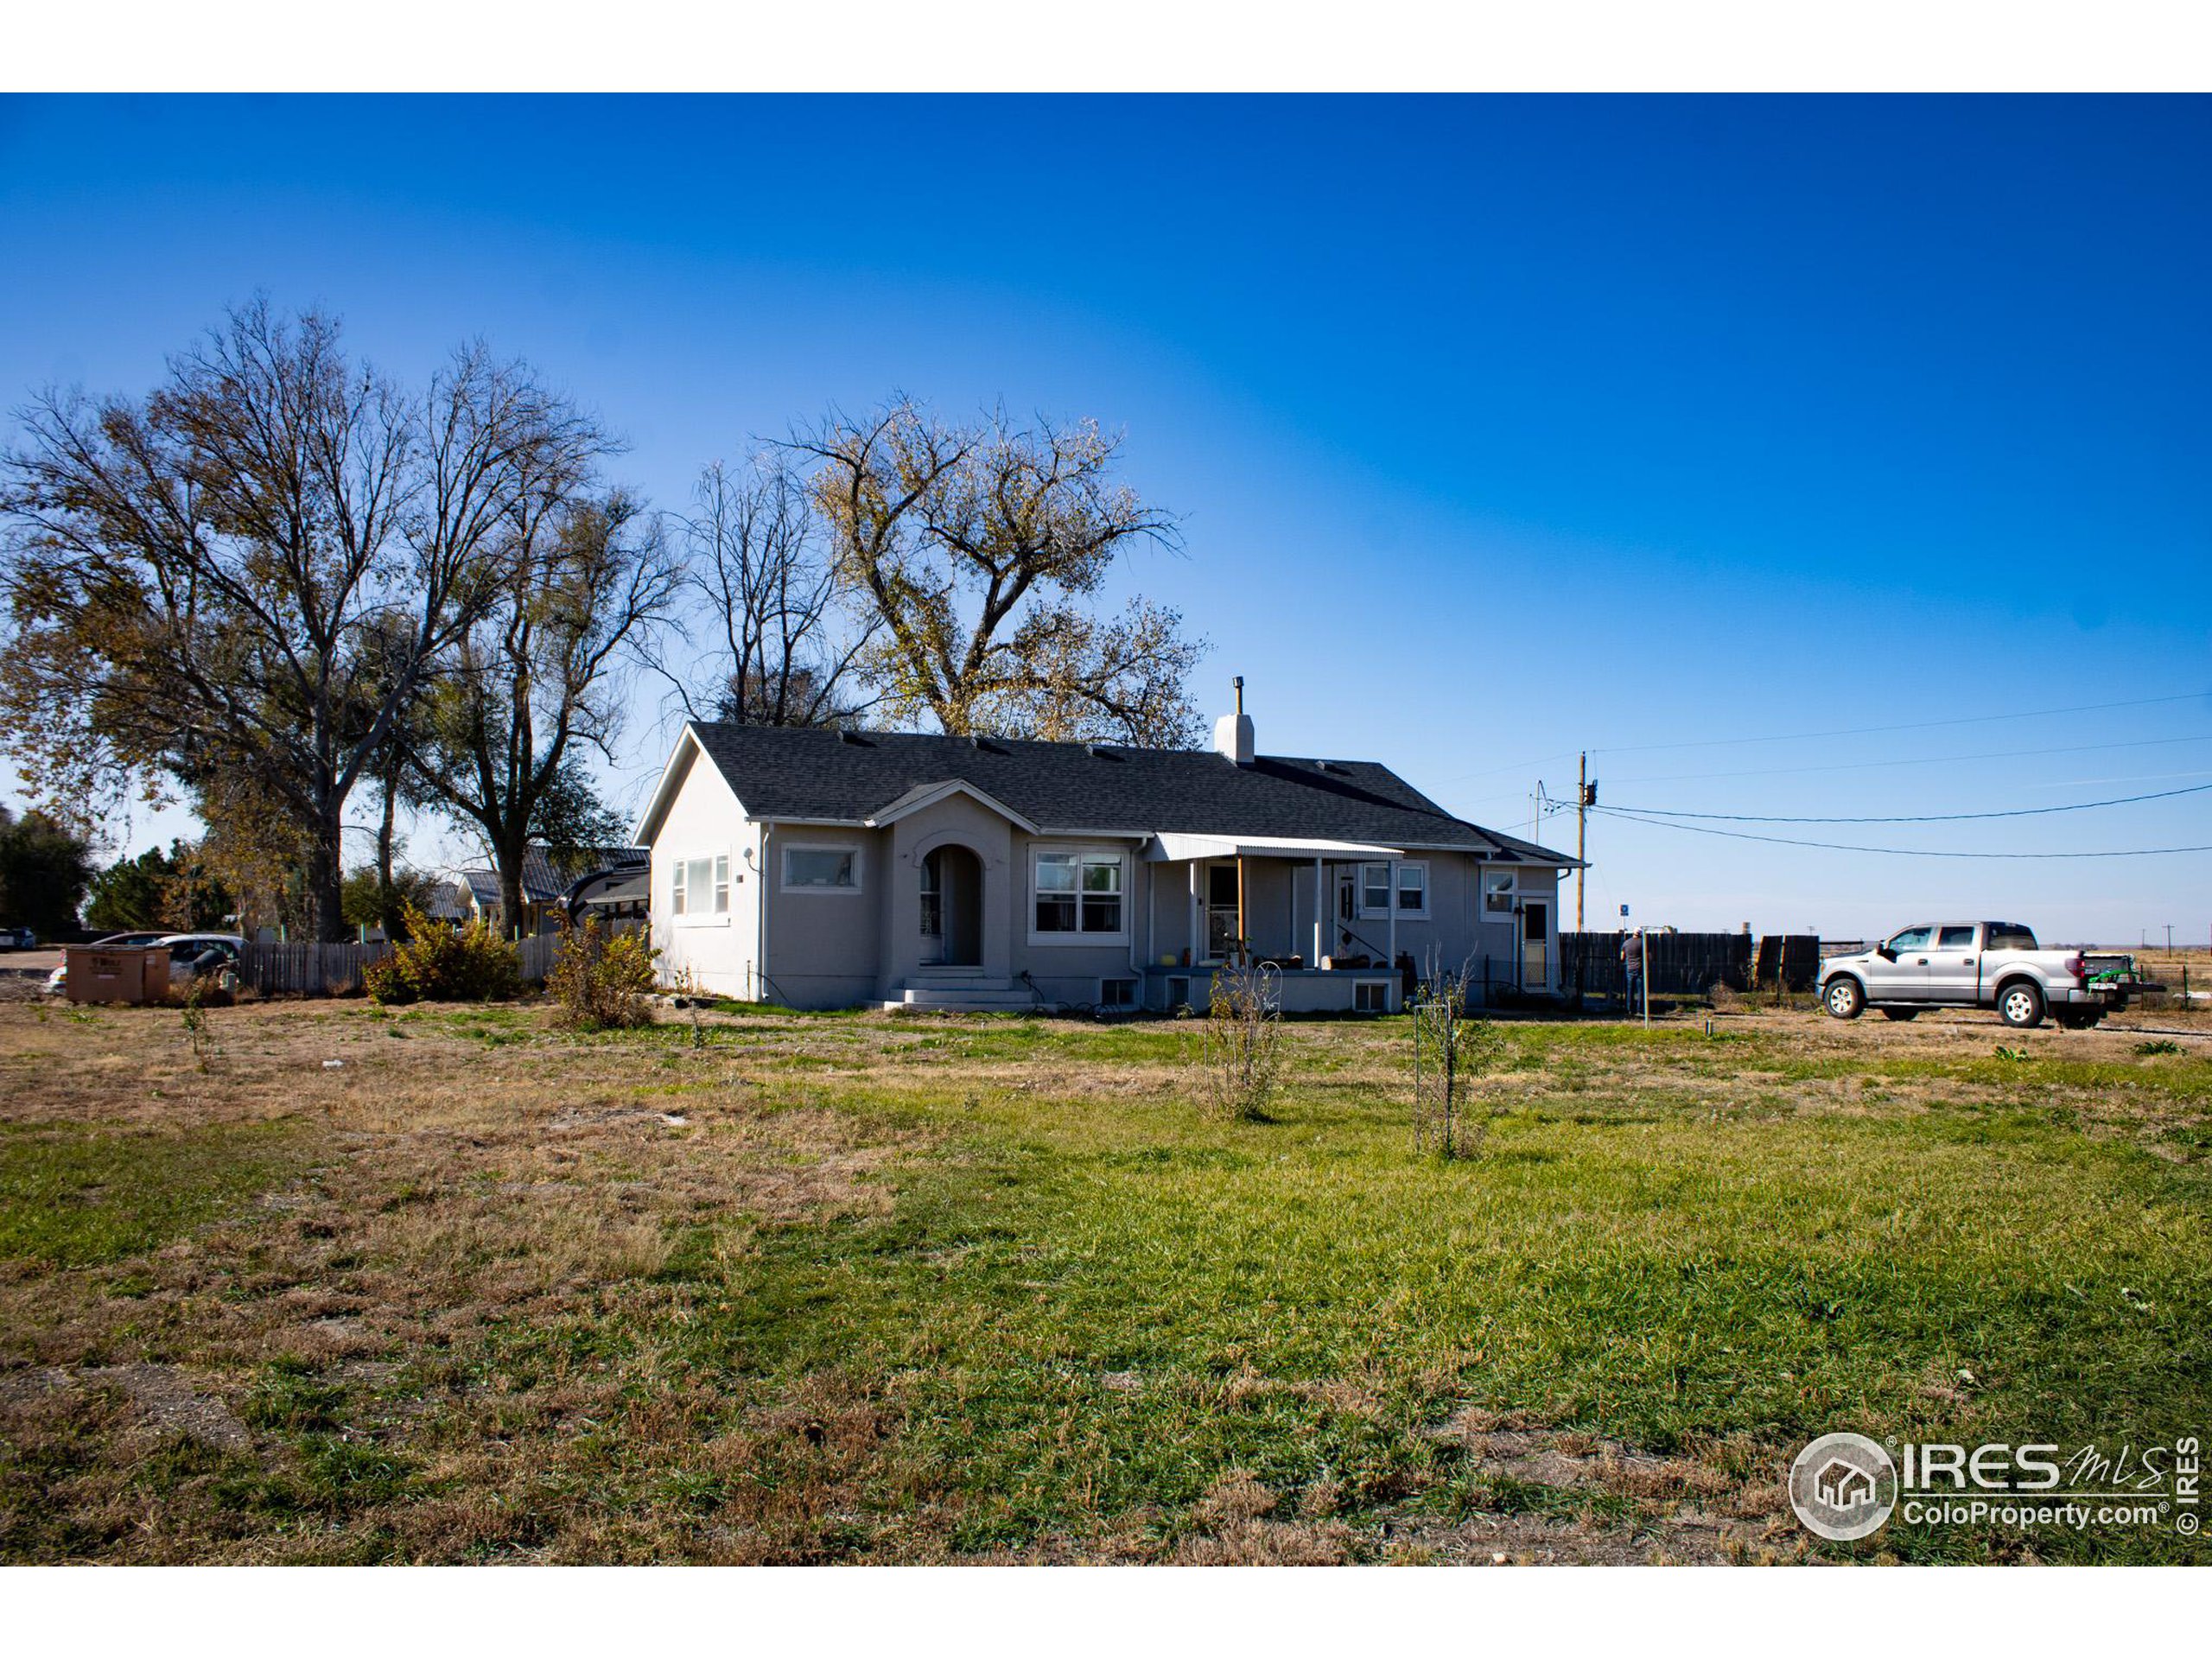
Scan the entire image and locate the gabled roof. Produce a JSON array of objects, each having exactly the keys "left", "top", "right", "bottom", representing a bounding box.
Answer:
[{"left": 676, "top": 723, "right": 1576, "bottom": 864}]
